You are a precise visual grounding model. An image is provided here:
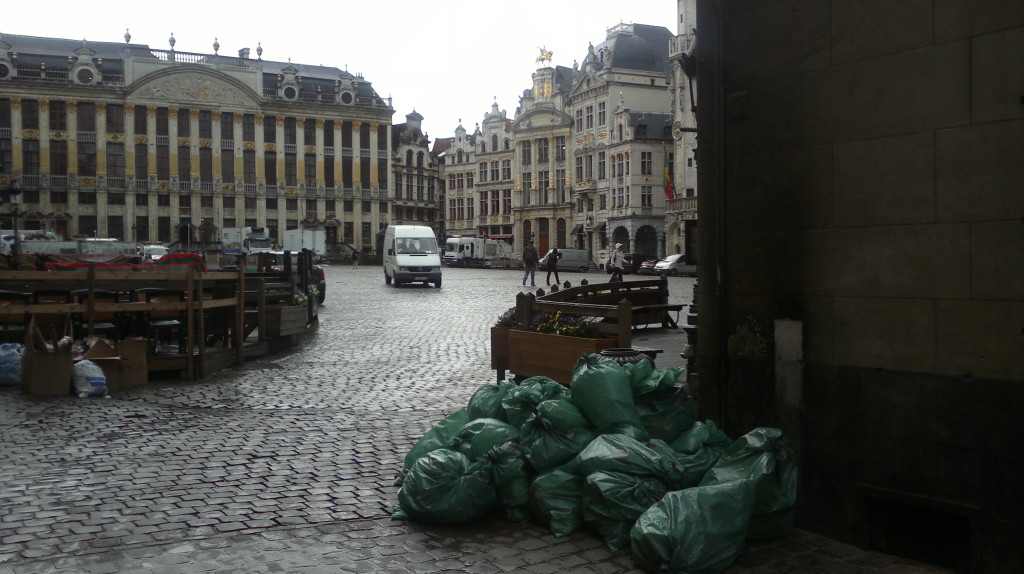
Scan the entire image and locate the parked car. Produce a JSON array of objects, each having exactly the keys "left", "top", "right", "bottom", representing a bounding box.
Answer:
[
  {"left": 637, "top": 258, "right": 660, "bottom": 275},
  {"left": 654, "top": 253, "right": 694, "bottom": 276},
  {"left": 623, "top": 253, "right": 655, "bottom": 274}
]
